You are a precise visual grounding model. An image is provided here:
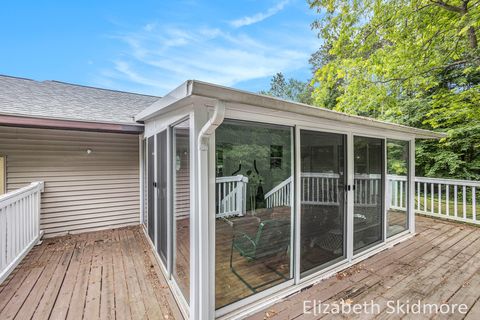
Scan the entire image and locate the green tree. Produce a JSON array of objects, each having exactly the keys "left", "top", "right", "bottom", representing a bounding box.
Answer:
[
  {"left": 260, "top": 72, "right": 314, "bottom": 104},
  {"left": 308, "top": 0, "right": 480, "bottom": 179}
]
